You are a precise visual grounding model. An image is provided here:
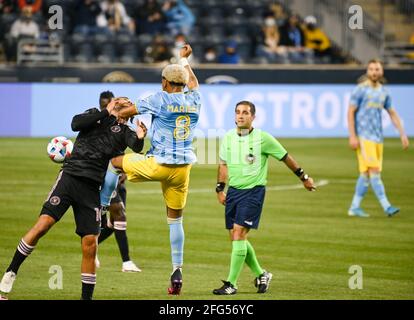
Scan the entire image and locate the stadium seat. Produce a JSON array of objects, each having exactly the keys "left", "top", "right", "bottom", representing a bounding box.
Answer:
[
  {"left": 96, "top": 42, "right": 116, "bottom": 63},
  {"left": 137, "top": 34, "right": 152, "bottom": 48},
  {"left": 73, "top": 43, "right": 93, "bottom": 63},
  {"left": 119, "top": 43, "right": 139, "bottom": 63}
]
